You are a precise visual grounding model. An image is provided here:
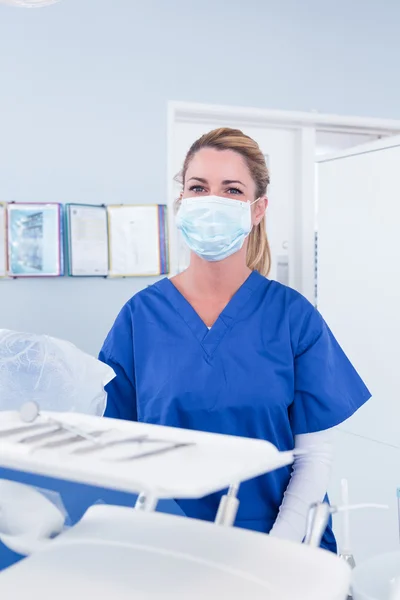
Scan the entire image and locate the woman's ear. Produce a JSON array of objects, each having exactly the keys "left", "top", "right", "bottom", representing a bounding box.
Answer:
[
  {"left": 173, "top": 192, "right": 183, "bottom": 215},
  {"left": 253, "top": 196, "right": 268, "bottom": 226}
]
